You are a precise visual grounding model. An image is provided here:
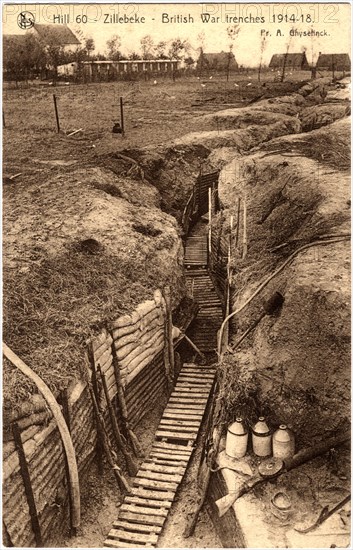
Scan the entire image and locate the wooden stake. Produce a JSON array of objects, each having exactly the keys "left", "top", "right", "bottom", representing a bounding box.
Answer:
[
  {"left": 163, "top": 287, "right": 175, "bottom": 388},
  {"left": 53, "top": 94, "right": 60, "bottom": 133},
  {"left": 58, "top": 388, "right": 76, "bottom": 536},
  {"left": 242, "top": 199, "right": 247, "bottom": 259},
  {"left": 120, "top": 96, "right": 124, "bottom": 136},
  {"left": 235, "top": 197, "right": 241, "bottom": 247},
  {"left": 89, "top": 386, "right": 131, "bottom": 494},
  {"left": 109, "top": 333, "right": 144, "bottom": 458},
  {"left": 12, "top": 422, "right": 43, "bottom": 547},
  {"left": 86, "top": 343, "right": 104, "bottom": 474},
  {"left": 98, "top": 365, "right": 138, "bottom": 477},
  {"left": 208, "top": 187, "right": 212, "bottom": 264}
]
